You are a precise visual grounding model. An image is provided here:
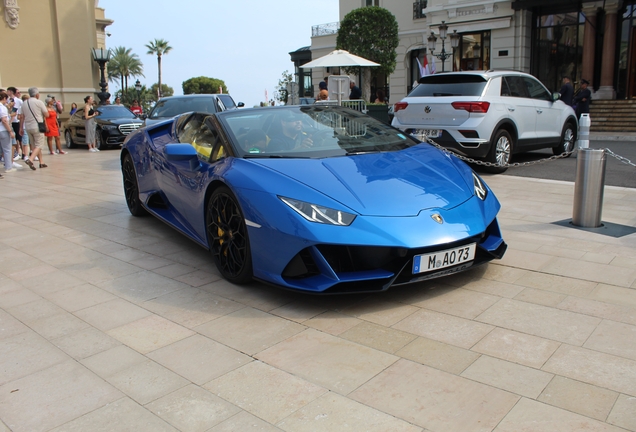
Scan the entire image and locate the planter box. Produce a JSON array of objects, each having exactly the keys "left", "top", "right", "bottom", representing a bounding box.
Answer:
[{"left": 366, "top": 104, "right": 390, "bottom": 124}]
